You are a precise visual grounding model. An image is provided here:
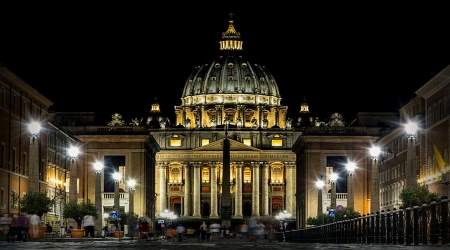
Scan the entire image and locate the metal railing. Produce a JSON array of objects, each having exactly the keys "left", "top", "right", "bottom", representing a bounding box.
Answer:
[{"left": 280, "top": 197, "right": 449, "bottom": 245}]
